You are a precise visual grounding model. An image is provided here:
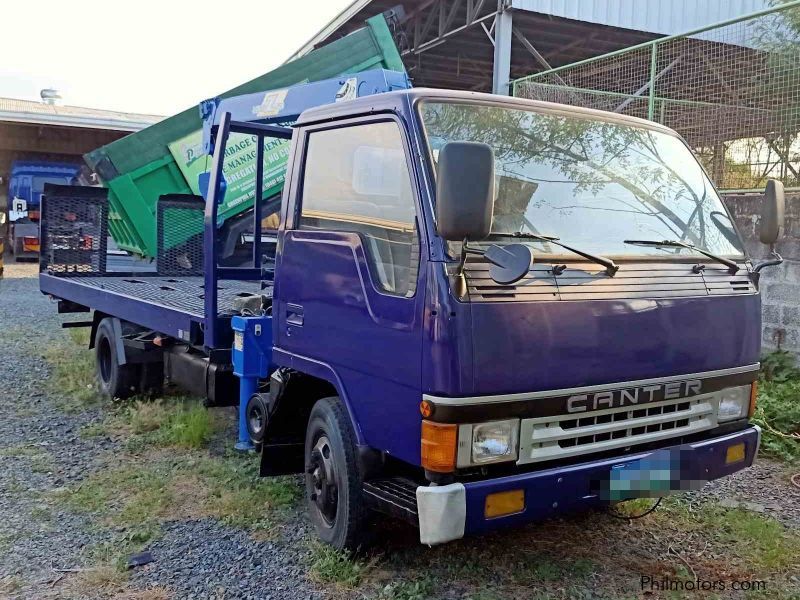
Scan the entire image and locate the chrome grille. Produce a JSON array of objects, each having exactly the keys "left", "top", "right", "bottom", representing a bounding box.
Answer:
[{"left": 517, "top": 394, "right": 718, "bottom": 464}]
